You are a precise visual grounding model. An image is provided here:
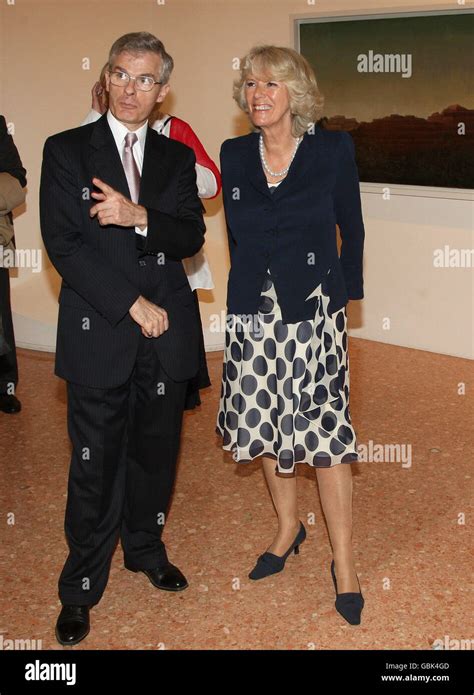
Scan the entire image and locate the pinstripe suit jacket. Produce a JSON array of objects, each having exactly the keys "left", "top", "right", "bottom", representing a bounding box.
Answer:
[{"left": 39, "top": 112, "right": 205, "bottom": 389}]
